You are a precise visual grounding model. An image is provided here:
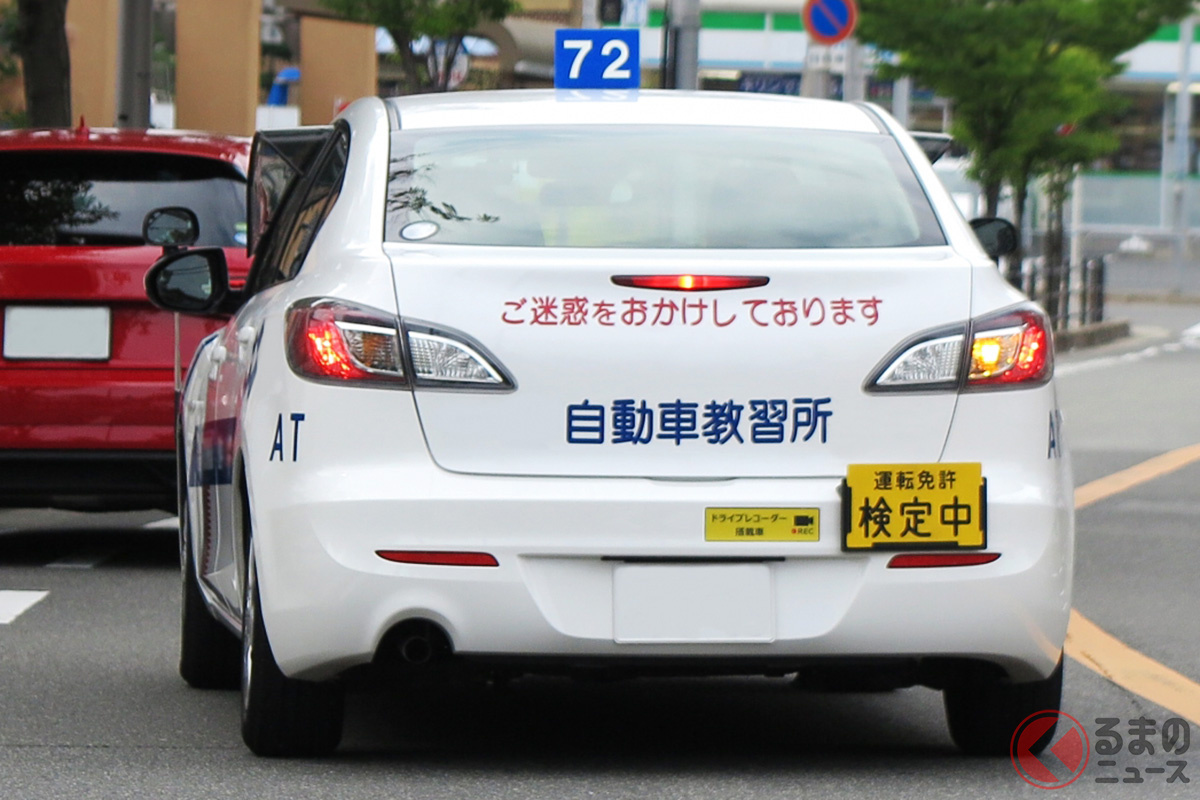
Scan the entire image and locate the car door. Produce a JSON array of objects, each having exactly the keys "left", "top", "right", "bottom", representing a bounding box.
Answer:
[{"left": 194, "top": 126, "right": 344, "bottom": 617}]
